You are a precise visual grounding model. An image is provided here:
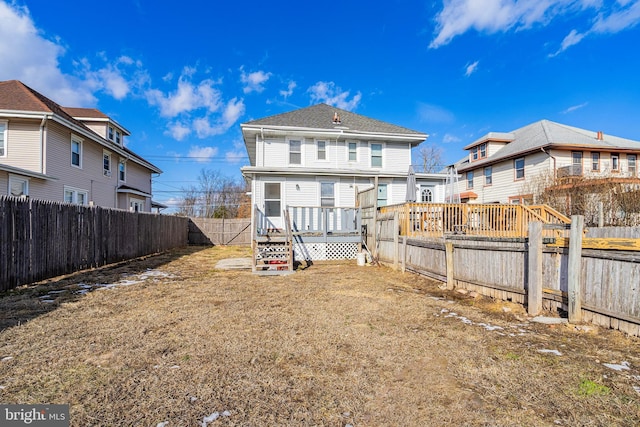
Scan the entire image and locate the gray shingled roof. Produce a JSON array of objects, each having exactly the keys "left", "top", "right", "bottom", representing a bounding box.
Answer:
[
  {"left": 458, "top": 120, "right": 640, "bottom": 171},
  {"left": 242, "top": 103, "right": 425, "bottom": 136}
]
